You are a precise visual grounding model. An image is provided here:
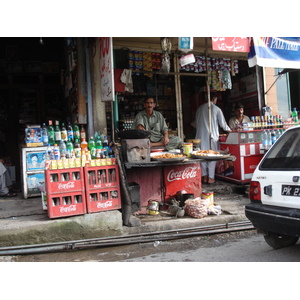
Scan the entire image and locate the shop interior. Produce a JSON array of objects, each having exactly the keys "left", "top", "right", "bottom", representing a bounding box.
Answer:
[{"left": 2, "top": 37, "right": 298, "bottom": 187}]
